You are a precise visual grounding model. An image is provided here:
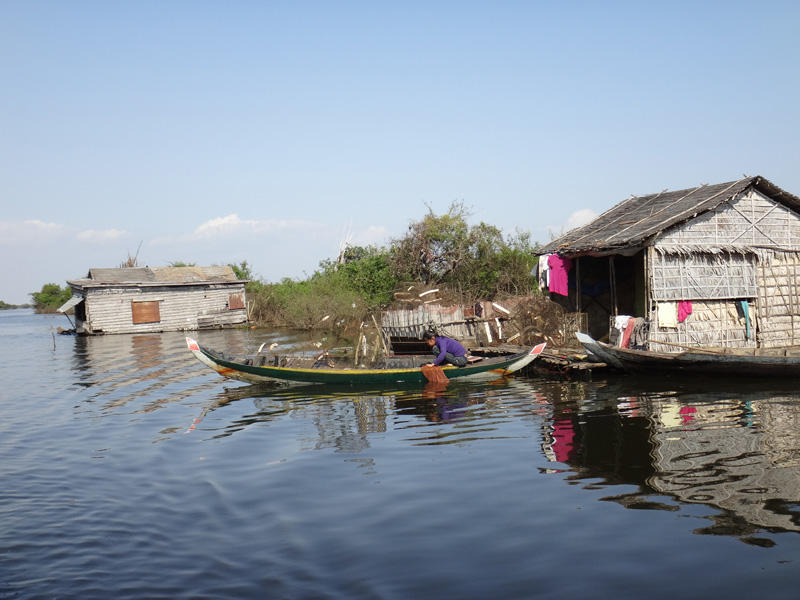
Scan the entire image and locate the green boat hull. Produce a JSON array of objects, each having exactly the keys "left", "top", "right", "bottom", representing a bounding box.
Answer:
[{"left": 186, "top": 337, "right": 546, "bottom": 385}]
